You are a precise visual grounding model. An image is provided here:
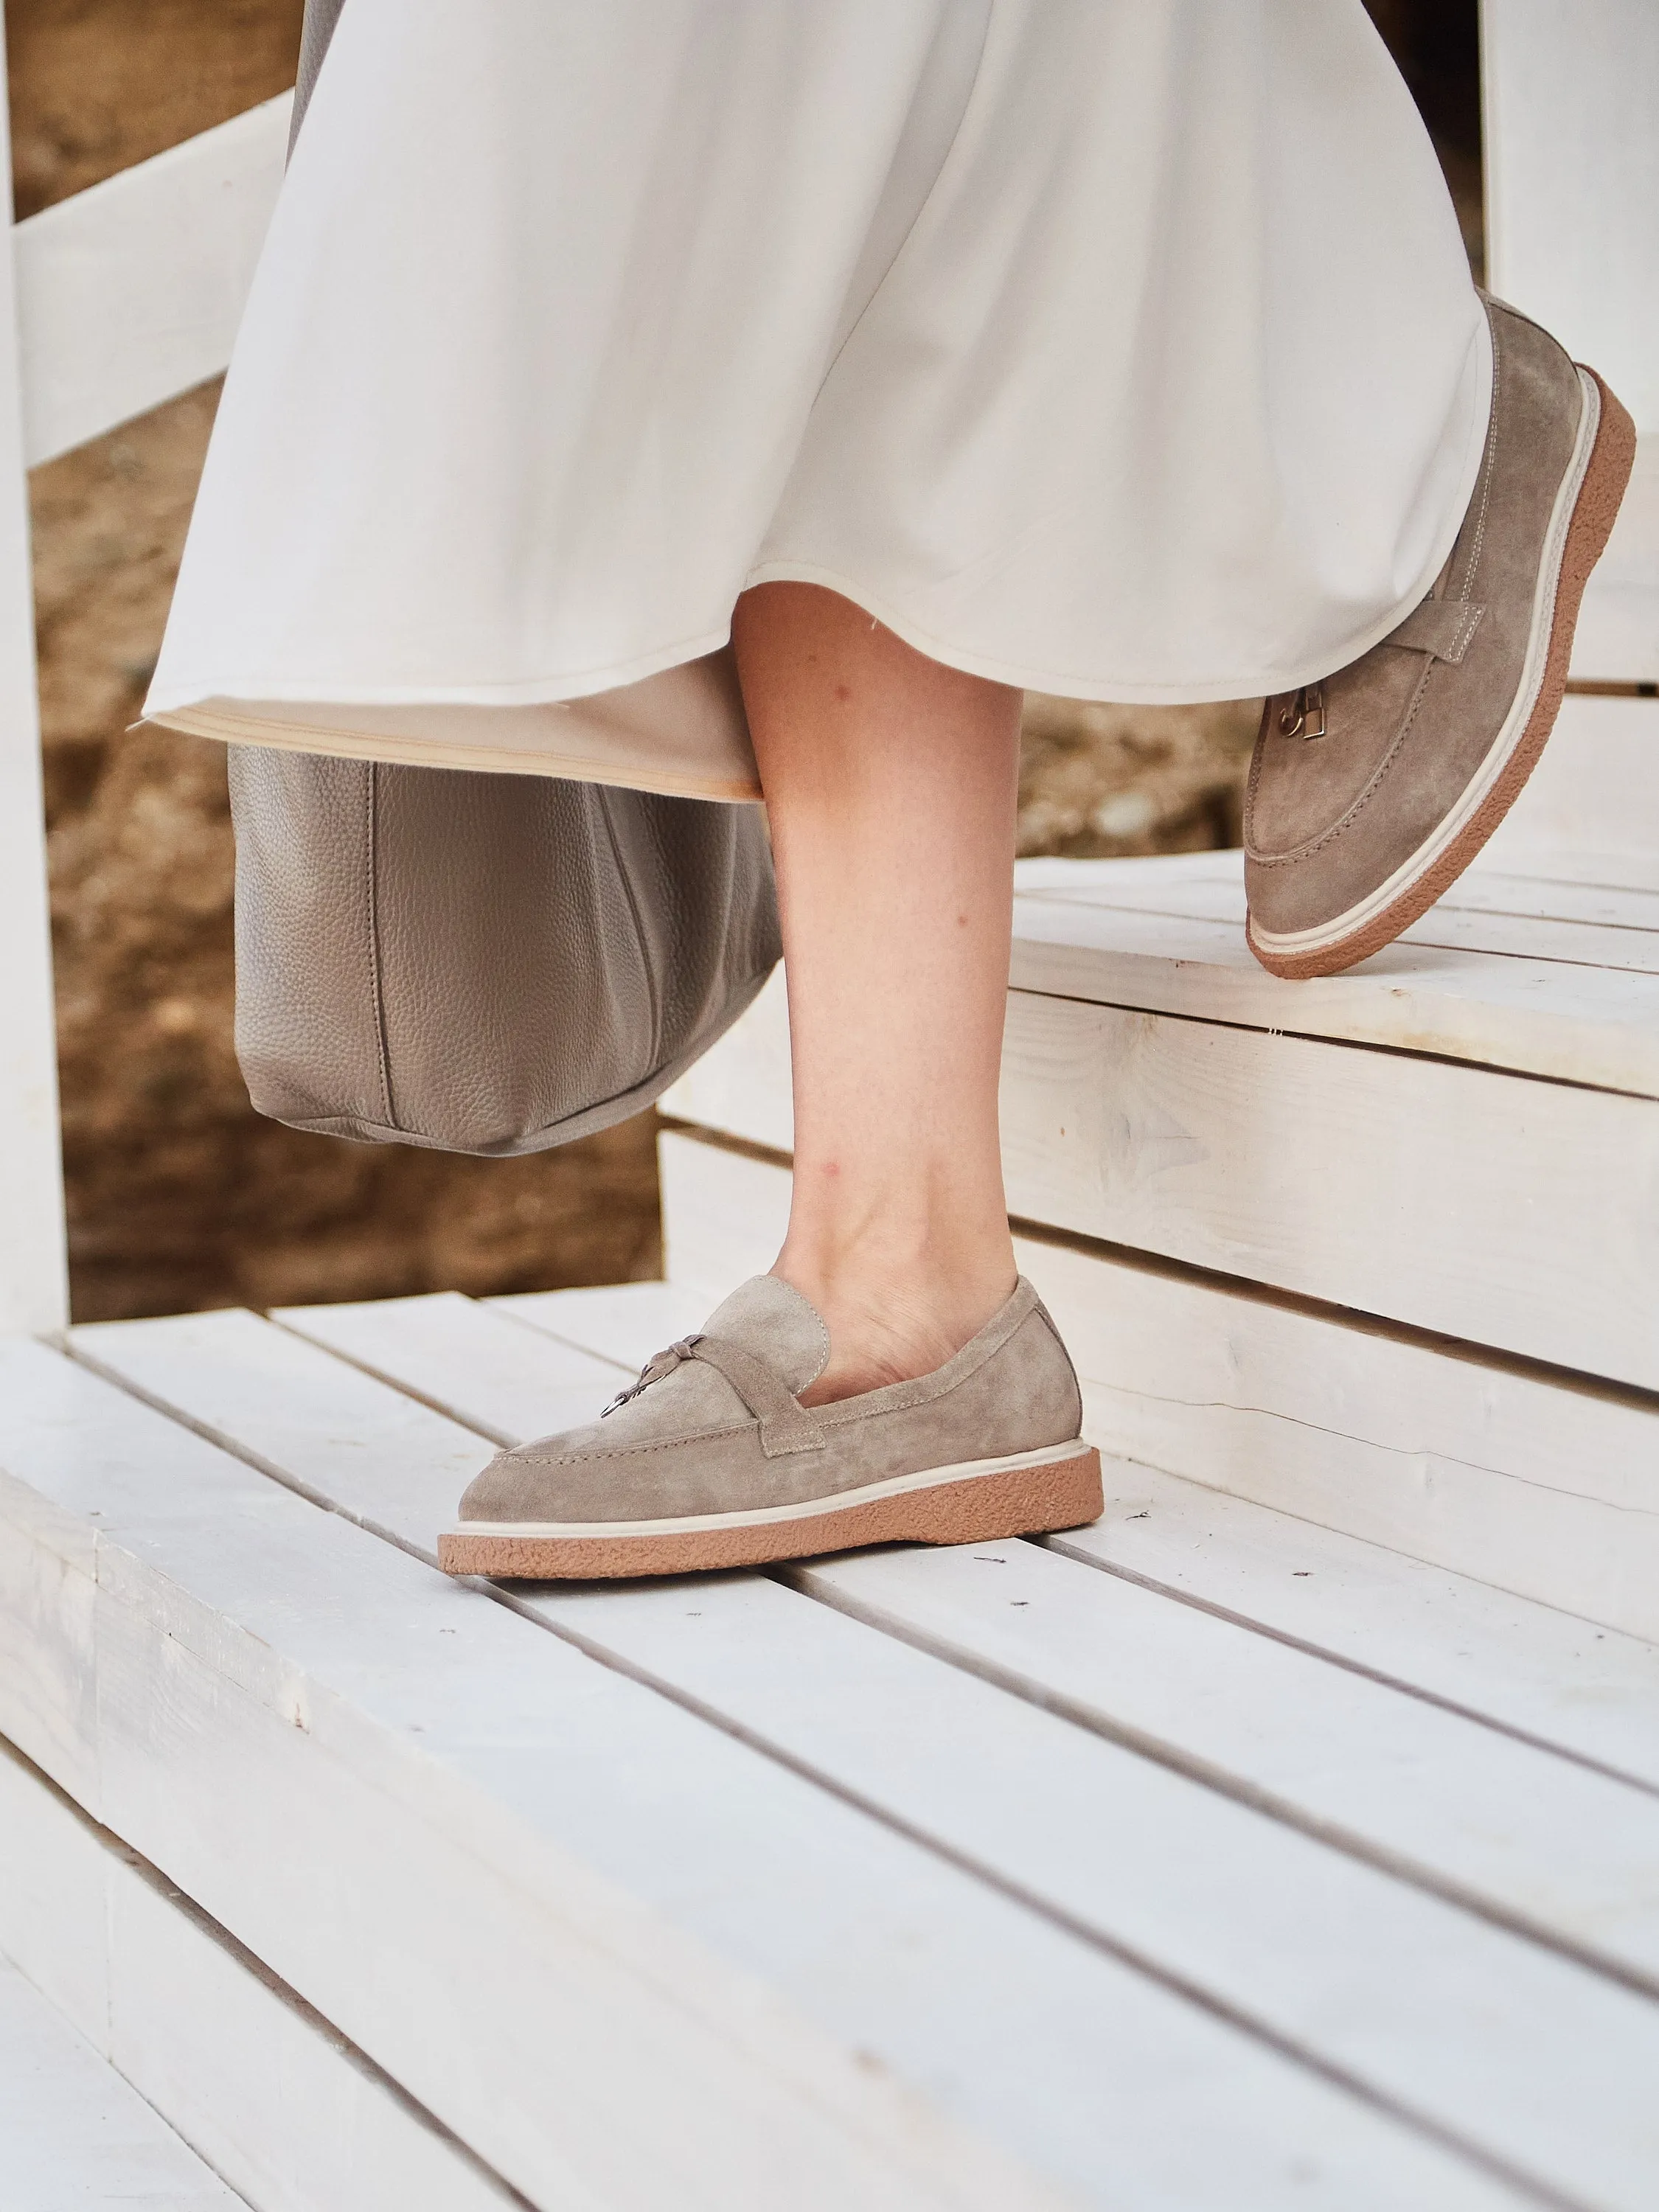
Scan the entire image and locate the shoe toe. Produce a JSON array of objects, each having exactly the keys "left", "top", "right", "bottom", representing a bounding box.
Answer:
[{"left": 456, "top": 1437, "right": 591, "bottom": 1523}]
